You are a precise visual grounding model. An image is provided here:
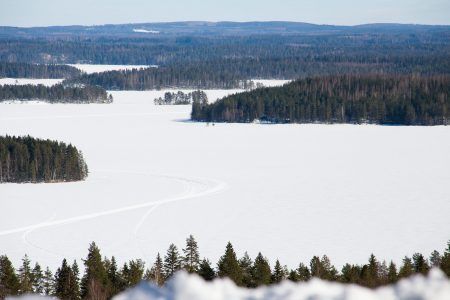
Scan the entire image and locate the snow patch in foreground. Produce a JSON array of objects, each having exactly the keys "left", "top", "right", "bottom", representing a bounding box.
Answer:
[
  {"left": 112, "top": 269, "right": 450, "bottom": 300},
  {"left": 133, "top": 29, "right": 160, "bottom": 34}
]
